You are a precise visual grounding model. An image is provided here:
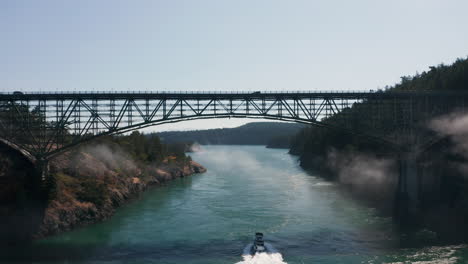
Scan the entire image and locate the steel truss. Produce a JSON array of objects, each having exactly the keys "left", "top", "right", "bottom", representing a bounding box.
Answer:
[{"left": 0, "top": 91, "right": 467, "bottom": 159}]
